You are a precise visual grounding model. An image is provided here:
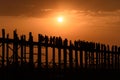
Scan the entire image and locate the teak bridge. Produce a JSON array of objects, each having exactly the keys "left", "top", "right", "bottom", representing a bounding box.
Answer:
[{"left": 0, "top": 29, "right": 120, "bottom": 70}]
